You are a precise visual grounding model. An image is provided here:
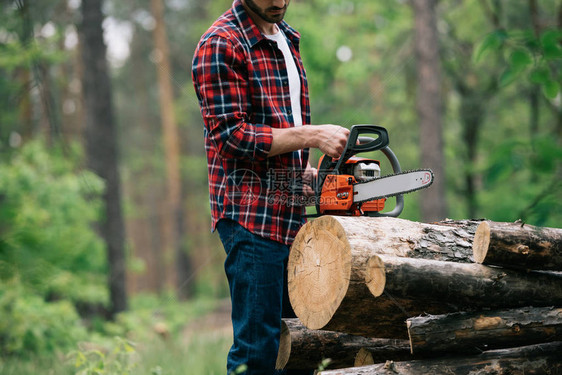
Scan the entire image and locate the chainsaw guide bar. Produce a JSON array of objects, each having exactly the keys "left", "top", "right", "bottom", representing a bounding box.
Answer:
[{"left": 352, "top": 169, "right": 434, "bottom": 204}]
